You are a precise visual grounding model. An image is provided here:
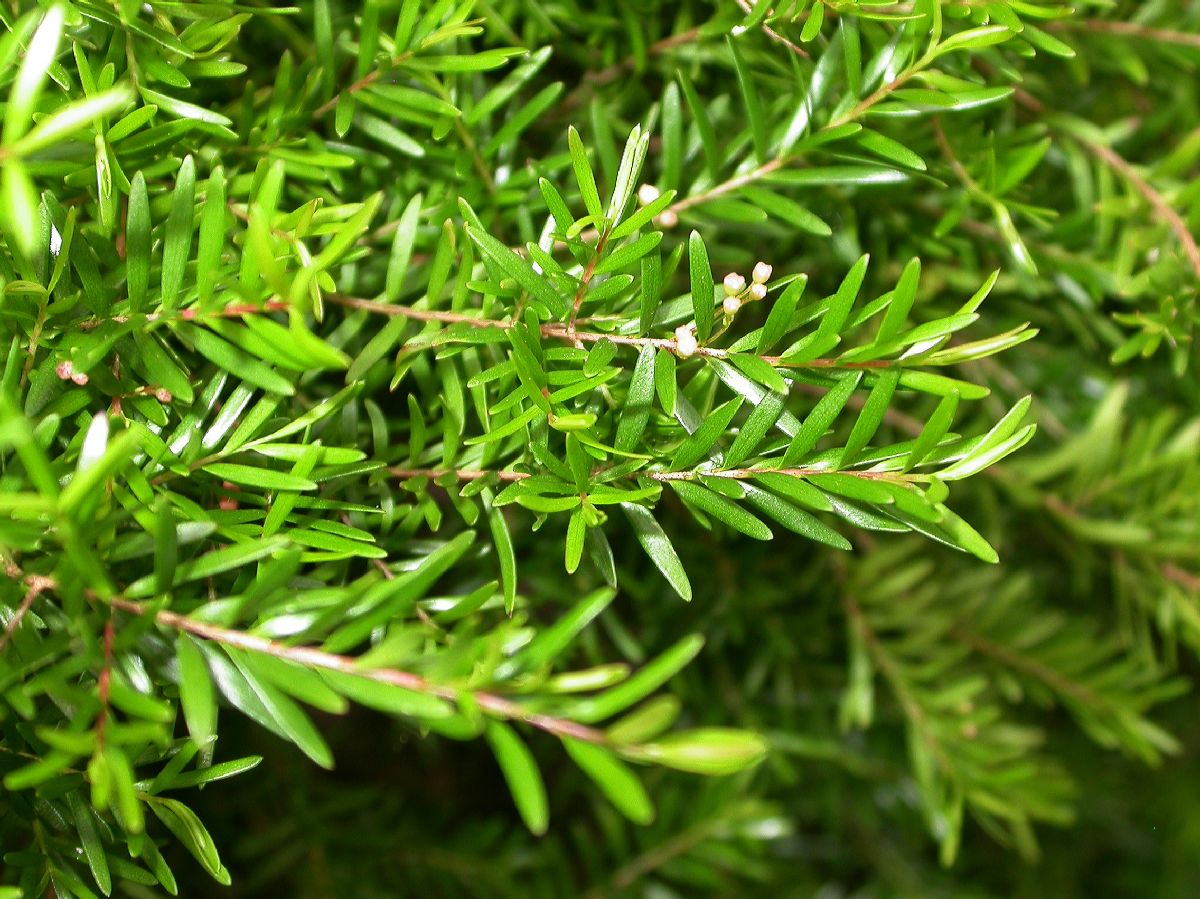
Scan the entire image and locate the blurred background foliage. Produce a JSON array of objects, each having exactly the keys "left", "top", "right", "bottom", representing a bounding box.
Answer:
[{"left": 2, "top": 0, "right": 1200, "bottom": 896}]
